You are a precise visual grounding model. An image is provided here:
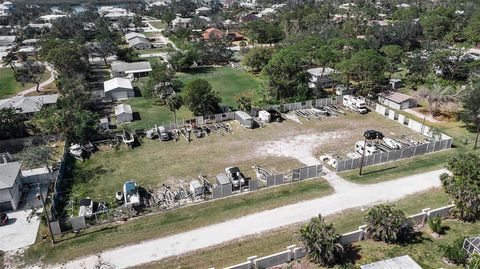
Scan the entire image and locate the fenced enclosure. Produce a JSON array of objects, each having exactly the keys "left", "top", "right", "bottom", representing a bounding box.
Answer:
[
  {"left": 150, "top": 96, "right": 343, "bottom": 131},
  {"left": 265, "top": 165, "right": 323, "bottom": 188},
  {"left": 335, "top": 104, "right": 453, "bottom": 172}
]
